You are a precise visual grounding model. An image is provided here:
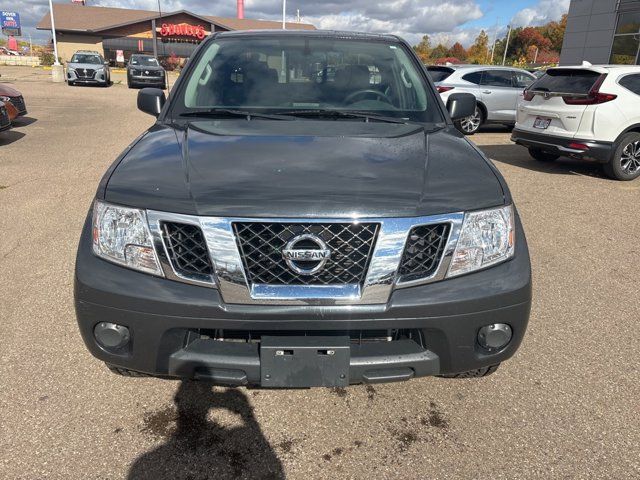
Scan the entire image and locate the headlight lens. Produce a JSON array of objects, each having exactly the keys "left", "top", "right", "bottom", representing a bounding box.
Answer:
[
  {"left": 92, "top": 200, "right": 163, "bottom": 276},
  {"left": 0, "top": 96, "right": 9, "bottom": 102},
  {"left": 447, "top": 205, "right": 515, "bottom": 277}
]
